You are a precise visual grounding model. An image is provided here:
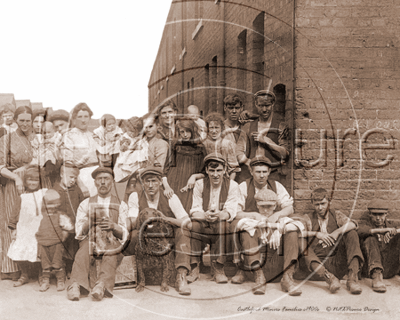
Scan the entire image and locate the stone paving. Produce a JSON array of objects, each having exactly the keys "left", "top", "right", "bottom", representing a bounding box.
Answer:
[{"left": 1, "top": 273, "right": 399, "bottom": 320}]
